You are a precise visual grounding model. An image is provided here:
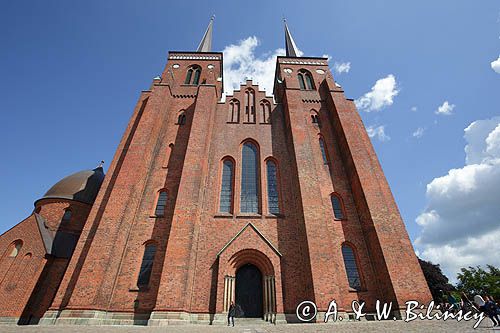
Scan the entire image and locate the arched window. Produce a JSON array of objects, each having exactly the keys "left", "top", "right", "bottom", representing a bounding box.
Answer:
[
  {"left": 185, "top": 65, "right": 201, "bottom": 85},
  {"left": 219, "top": 159, "right": 234, "bottom": 213},
  {"left": 155, "top": 190, "right": 168, "bottom": 217},
  {"left": 305, "top": 72, "right": 314, "bottom": 90},
  {"left": 192, "top": 67, "right": 201, "bottom": 85},
  {"left": 319, "top": 137, "right": 328, "bottom": 164},
  {"left": 310, "top": 110, "right": 320, "bottom": 125},
  {"left": 9, "top": 240, "right": 22, "bottom": 257},
  {"left": 298, "top": 73, "right": 306, "bottom": 90},
  {"left": 61, "top": 209, "right": 72, "bottom": 224},
  {"left": 331, "top": 194, "right": 344, "bottom": 219},
  {"left": 244, "top": 89, "right": 255, "bottom": 123},
  {"left": 342, "top": 244, "right": 362, "bottom": 290},
  {"left": 266, "top": 160, "right": 280, "bottom": 214},
  {"left": 298, "top": 69, "right": 314, "bottom": 90},
  {"left": 177, "top": 112, "right": 186, "bottom": 125},
  {"left": 137, "top": 243, "right": 156, "bottom": 287},
  {"left": 184, "top": 68, "right": 193, "bottom": 84},
  {"left": 260, "top": 100, "right": 271, "bottom": 124},
  {"left": 241, "top": 142, "right": 259, "bottom": 213},
  {"left": 229, "top": 99, "right": 240, "bottom": 123}
]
